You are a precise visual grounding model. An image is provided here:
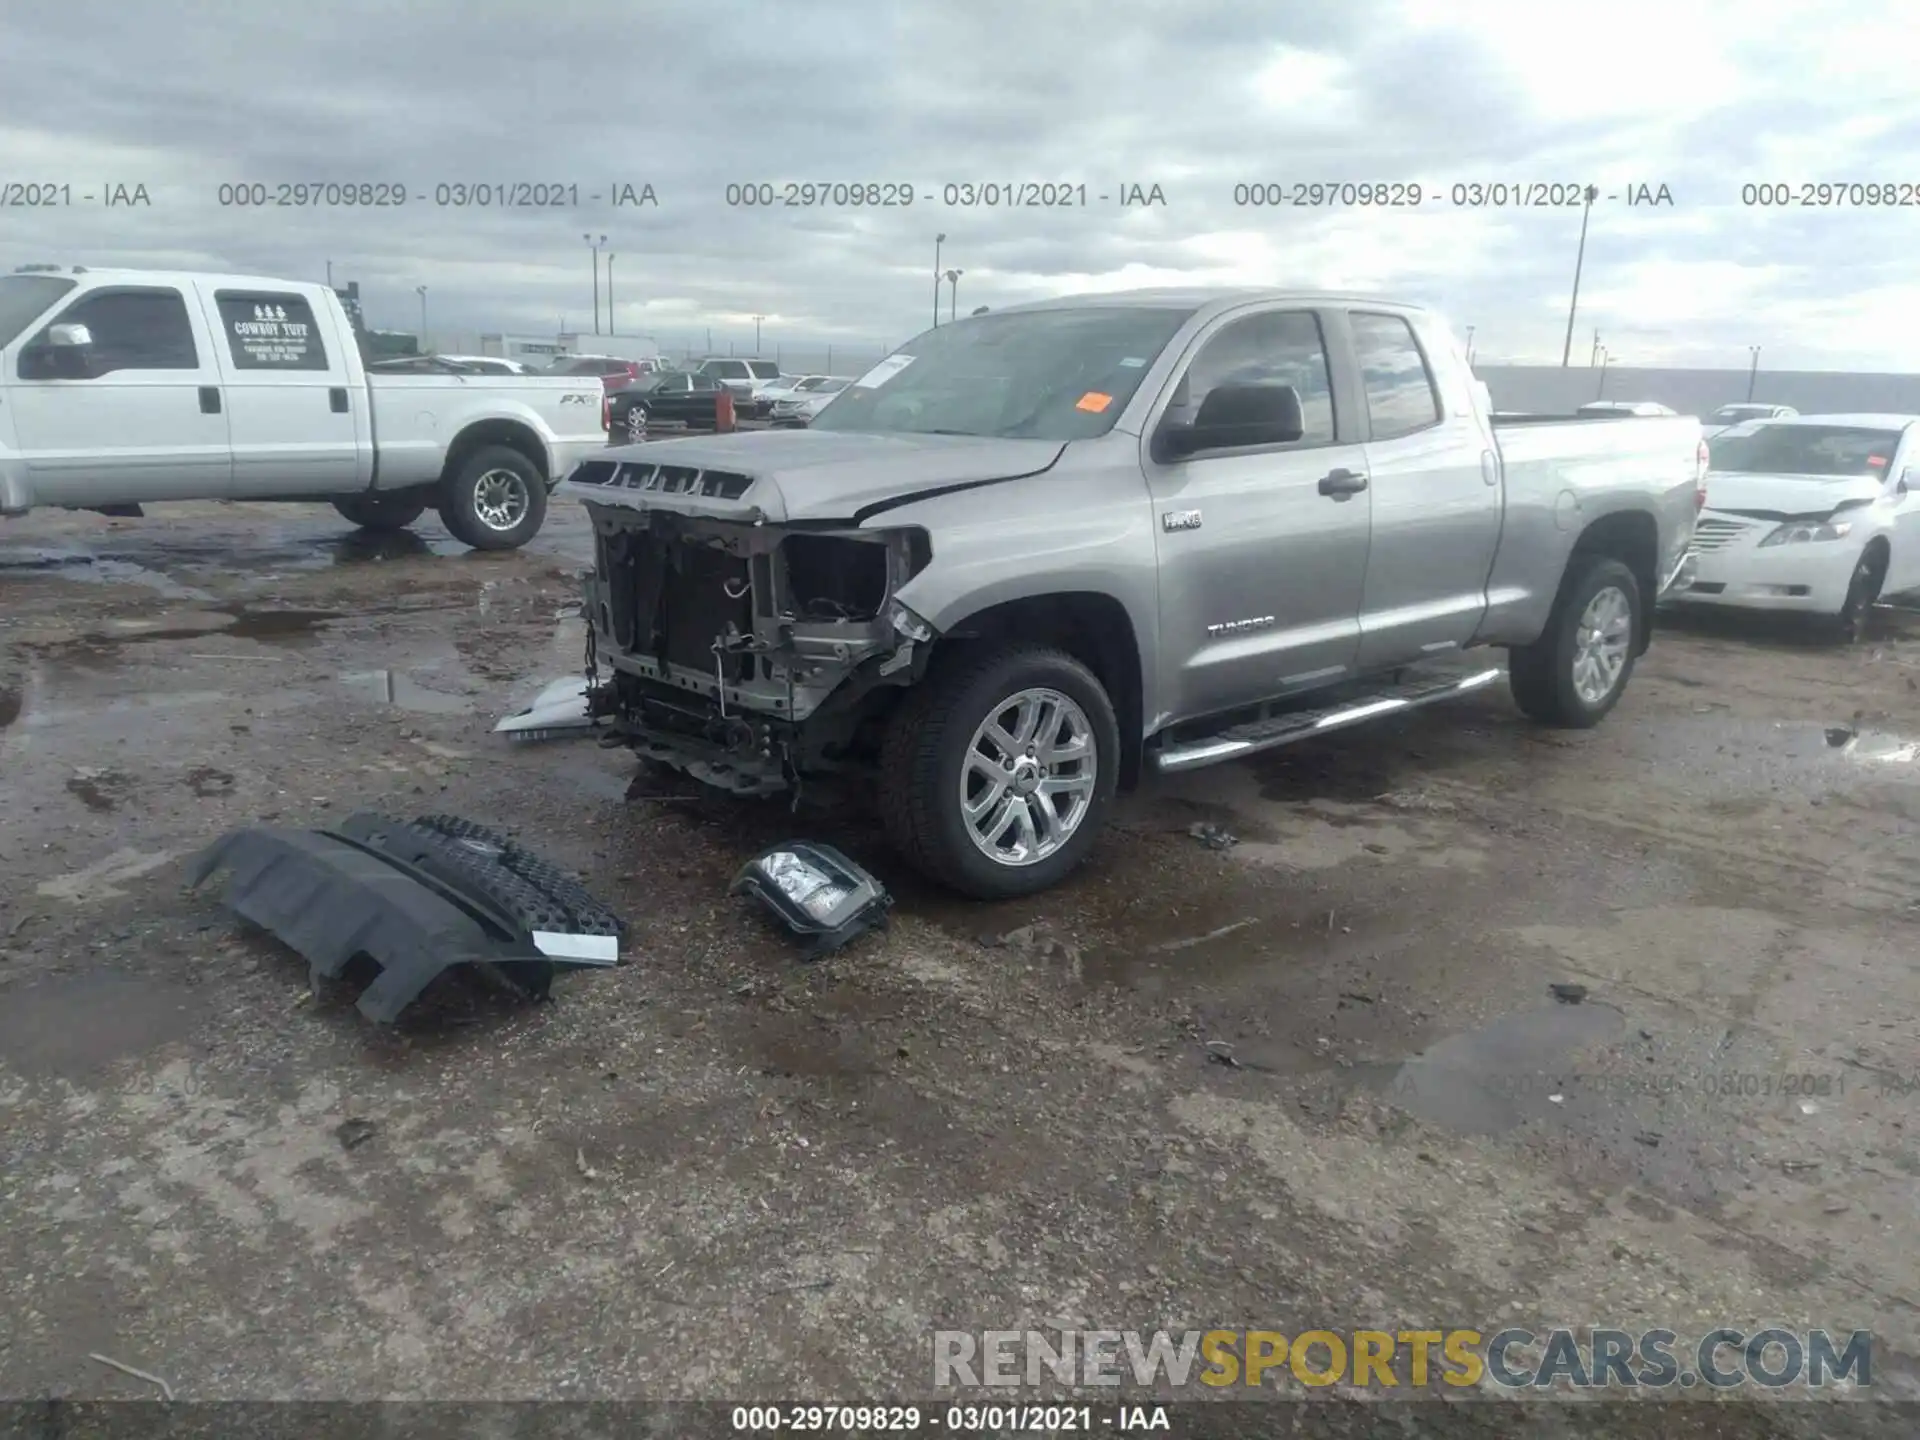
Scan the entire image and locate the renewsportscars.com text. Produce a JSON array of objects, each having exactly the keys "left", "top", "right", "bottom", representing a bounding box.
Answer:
[{"left": 933, "top": 1327, "right": 1873, "bottom": 1391}]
